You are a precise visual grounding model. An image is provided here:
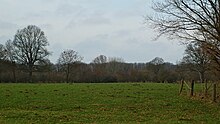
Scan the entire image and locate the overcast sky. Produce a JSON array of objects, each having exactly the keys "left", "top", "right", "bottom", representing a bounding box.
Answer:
[{"left": 0, "top": 0, "right": 185, "bottom": 63}]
